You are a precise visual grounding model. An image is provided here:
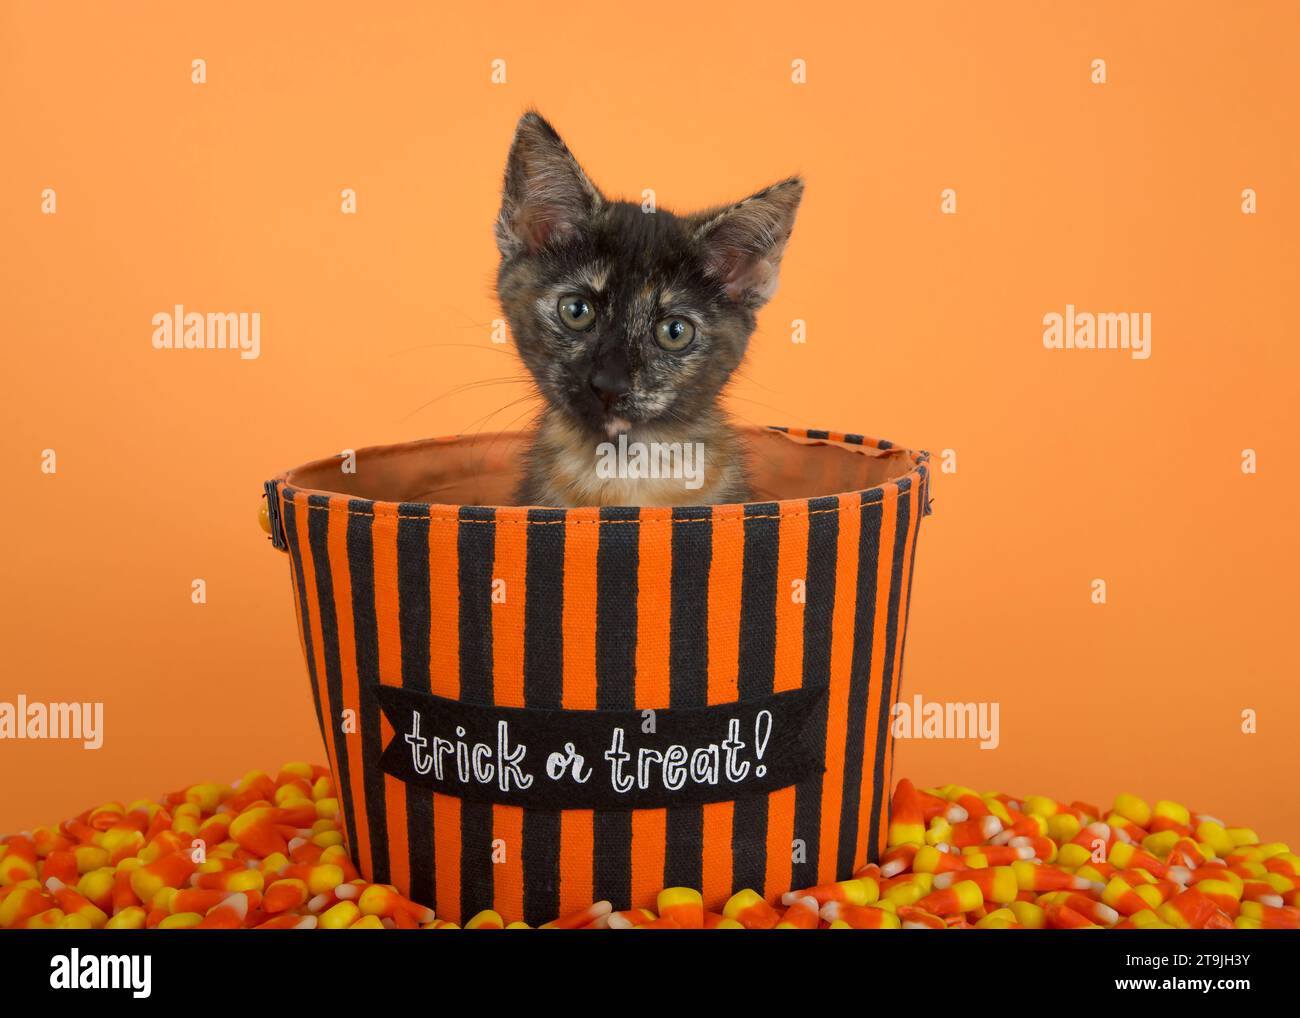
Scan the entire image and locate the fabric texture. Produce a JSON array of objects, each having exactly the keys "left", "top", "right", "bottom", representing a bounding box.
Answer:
[{"left": 269, "top": 426, "right": 930, "bottom": 925}]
